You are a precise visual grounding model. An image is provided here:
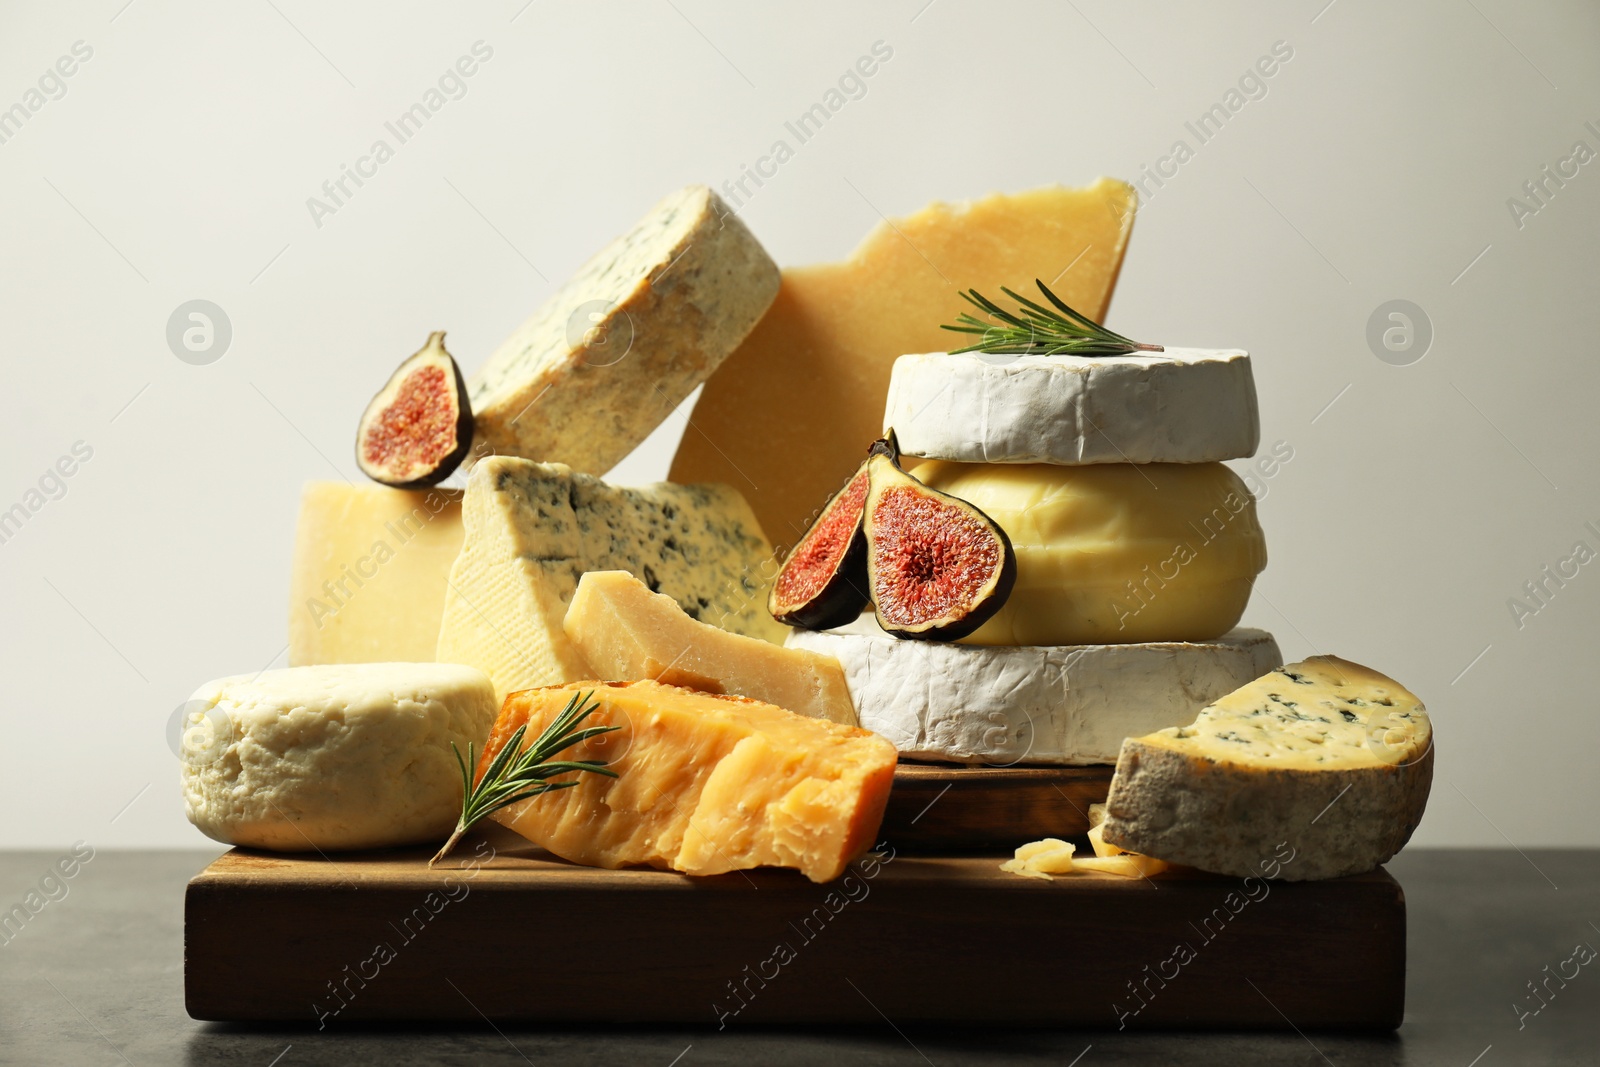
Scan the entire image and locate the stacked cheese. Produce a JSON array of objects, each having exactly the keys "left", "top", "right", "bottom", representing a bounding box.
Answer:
[{"left": 789, "top": 348, "right": 1277, "bottom": 764}]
